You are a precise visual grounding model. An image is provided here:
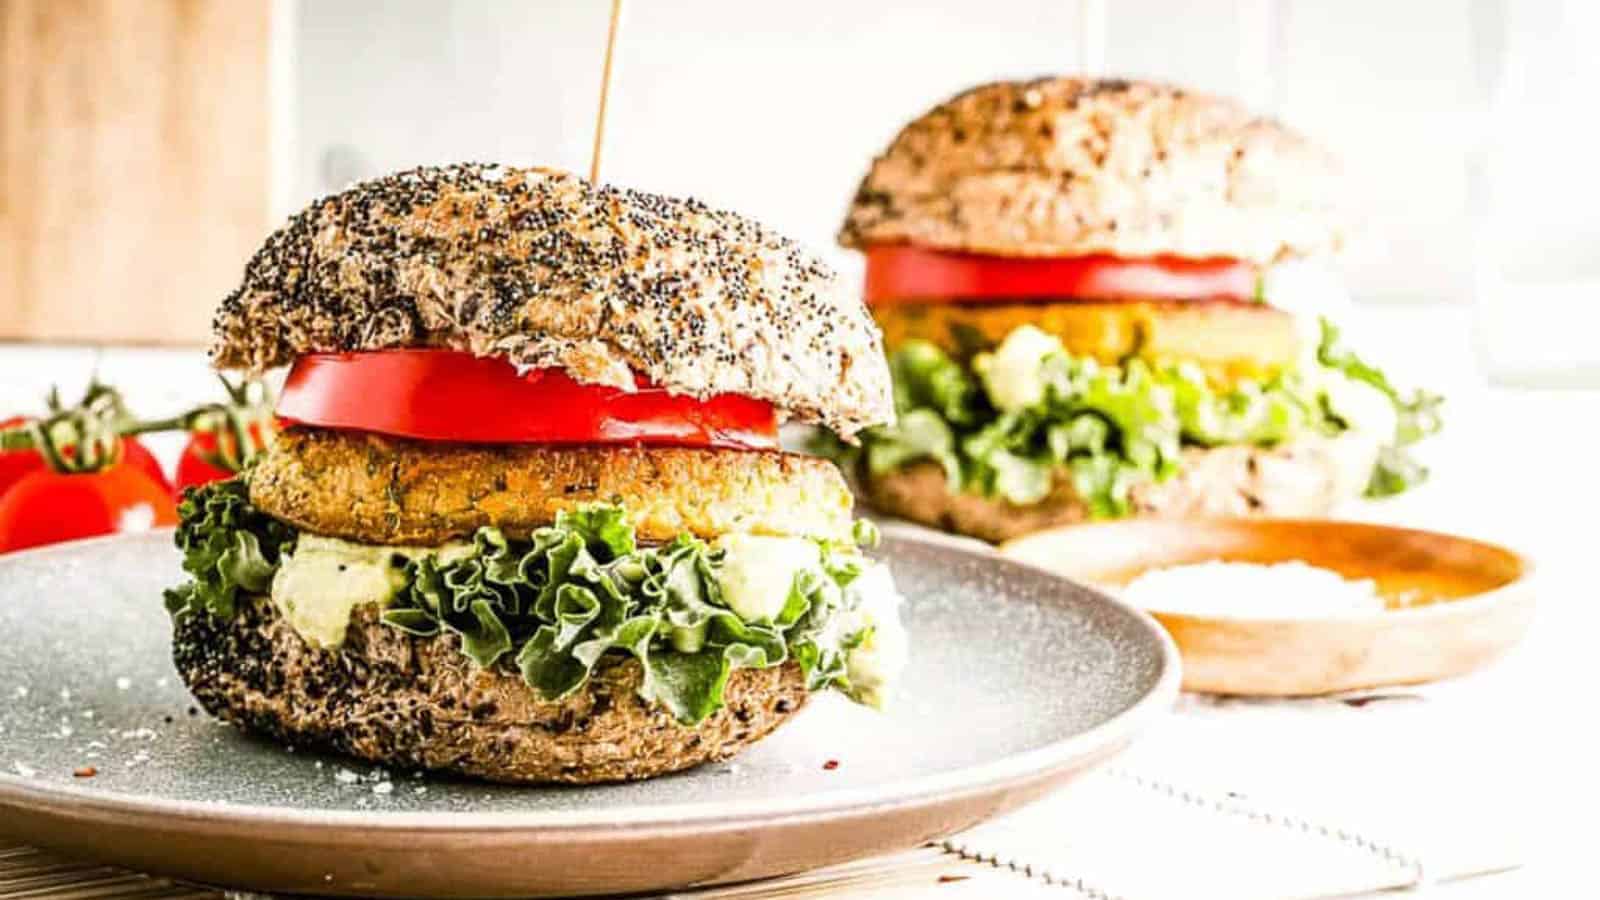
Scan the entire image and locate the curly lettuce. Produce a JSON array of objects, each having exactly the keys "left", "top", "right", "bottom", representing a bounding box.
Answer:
[
  {"left": 163, "top": 478, "right": 297, "bottom": 619},
  {"left": 1316, "top": 318, "right": 1443, "bottom": 496},
  {"left": 827, "top": 317, "right": 1439, "bottom": 517},
  {"left": 165, "top": 480, "right": 883, "bottom": 725}
]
